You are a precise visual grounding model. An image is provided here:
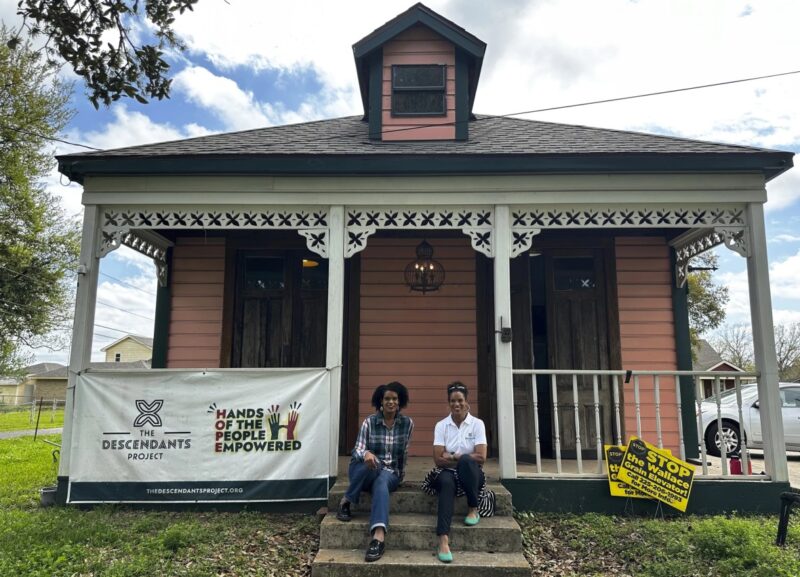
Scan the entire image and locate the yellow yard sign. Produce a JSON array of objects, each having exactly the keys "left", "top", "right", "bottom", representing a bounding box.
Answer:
[
  {"left": 617, "top": 437, "right": 695, "bottom": 512},
  {"left": 605, "top": 445, "right": 649, "bottom": 499}
]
